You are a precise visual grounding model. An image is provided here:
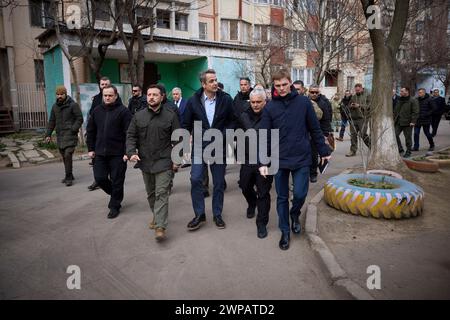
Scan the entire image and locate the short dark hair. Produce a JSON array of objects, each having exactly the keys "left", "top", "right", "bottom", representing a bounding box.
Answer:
[
  {"left": 293, "top": 80, "right": 304, "bottom": 87},
  {"left": 402, "top": 86, "right": 410, "bottom": 93},
  {"left": 100, "top": 76, "right": 110, "bottom": 83},
  {"left": 103, "top": 84, "right": 117, "bottom": 95},
  {"left": 272, "top": 68, "right": 291, "bottom": 82},
  {"left": 218, "top": 82, "right": 224, "bottom": 90},
  {"left": 418, "top": 88, "right": 426, "bottom": 92},
  {"left": 240, "top": 77, "right": 251, "bottom": 83},
  {"left": 355, "top": 83, "right": 363, "bottom": 88},
  {"left": 147, "top": 84, "right": 163, "bottom": 95},
  {"left": 132, "top": 84, "right": 142, "bottom": 90},
  {"left": 200, "top": 69, "right": 217, "bottom": 84}
]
